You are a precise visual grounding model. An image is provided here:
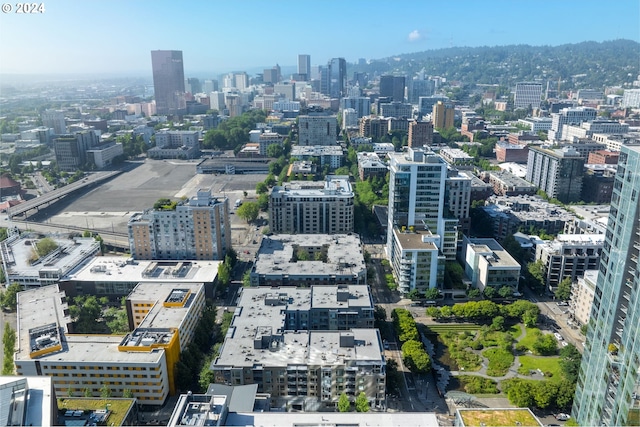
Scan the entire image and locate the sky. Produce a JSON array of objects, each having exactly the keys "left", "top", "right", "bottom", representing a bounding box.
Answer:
[{"left": 1, "top": 0, "right": 639, "bottom": 78}]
